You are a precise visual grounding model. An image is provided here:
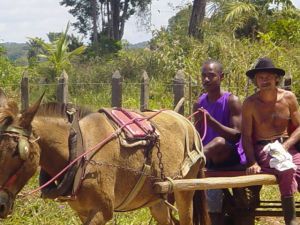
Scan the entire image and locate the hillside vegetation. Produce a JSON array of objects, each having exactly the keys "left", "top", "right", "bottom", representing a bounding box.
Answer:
[{"left": 0, "top": 42, "right": 28, "bottom": 64}]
